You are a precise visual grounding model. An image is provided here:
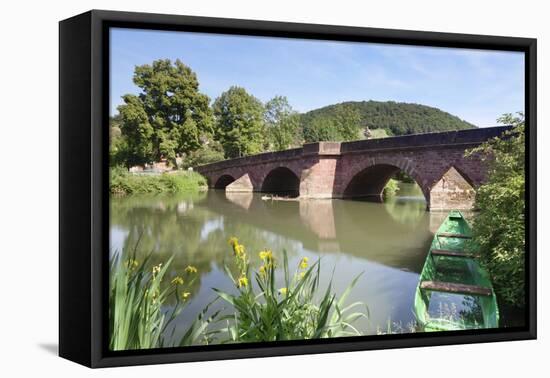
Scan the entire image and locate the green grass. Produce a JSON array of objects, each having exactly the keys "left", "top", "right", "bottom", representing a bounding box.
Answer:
[{"left": 110, "top": 167, "right": 207, "bottom": 195}]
